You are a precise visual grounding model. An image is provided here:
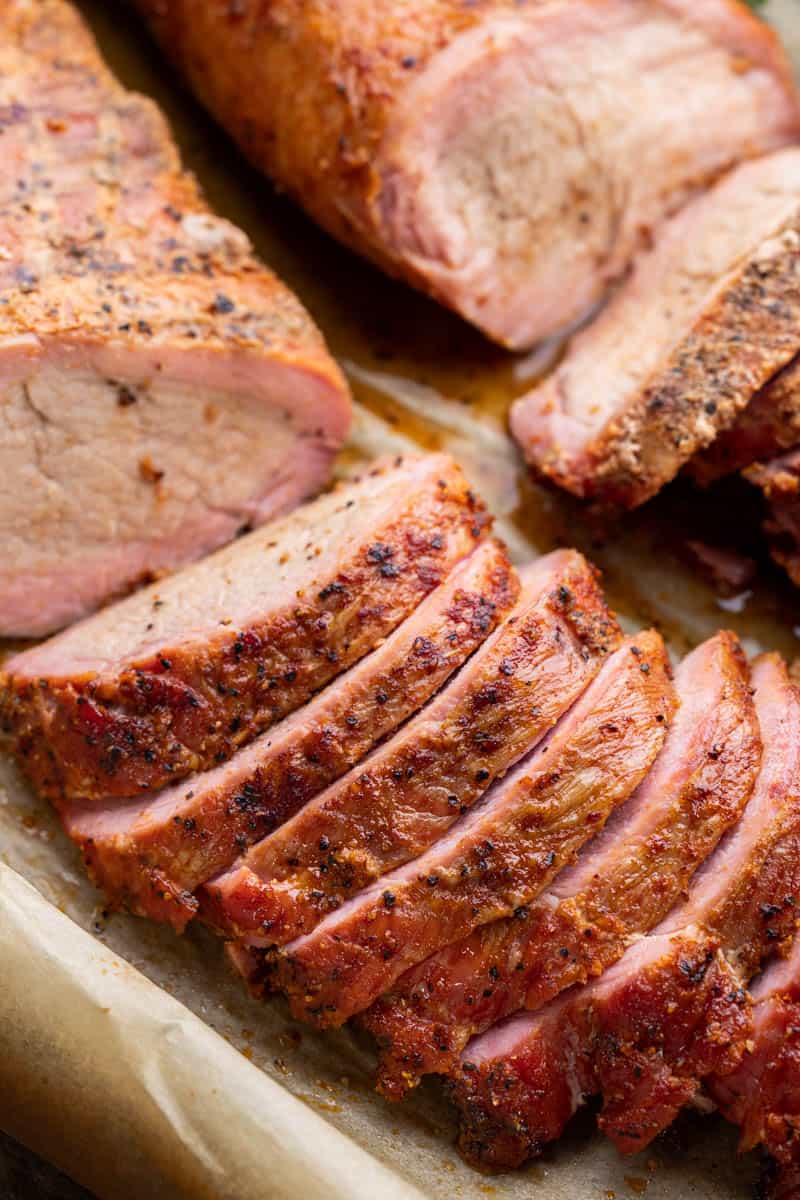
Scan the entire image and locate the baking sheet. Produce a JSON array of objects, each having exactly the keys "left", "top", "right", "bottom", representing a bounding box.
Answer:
[{"left": 1, "top": 2, "right": 799, "bottom": 1197}]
